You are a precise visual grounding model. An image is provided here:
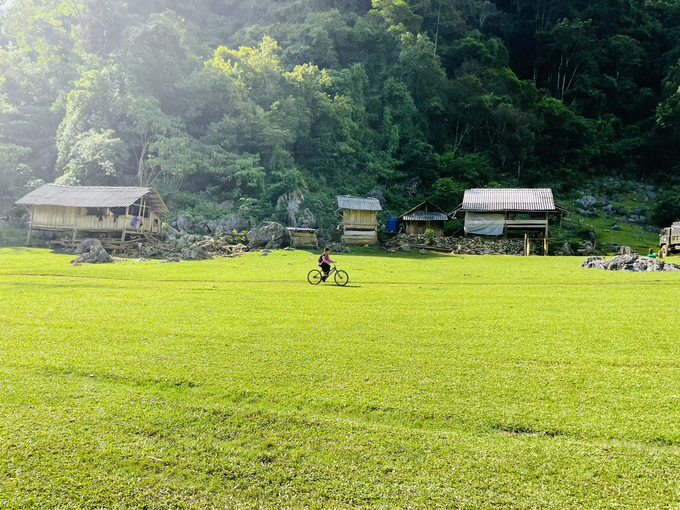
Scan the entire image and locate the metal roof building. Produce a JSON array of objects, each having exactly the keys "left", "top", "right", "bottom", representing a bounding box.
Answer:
[
  {"left": 335, "top": 195, "right": 381, "bottom": 245},
  {"left": 399, "top": 201, "right": 449, "bottom": 236},
  {"left": 450, "top": 188, "right": 566, "bottom": 250},
  {"left": 16, "top": 184, "right": 169, "bottom": 250}
]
